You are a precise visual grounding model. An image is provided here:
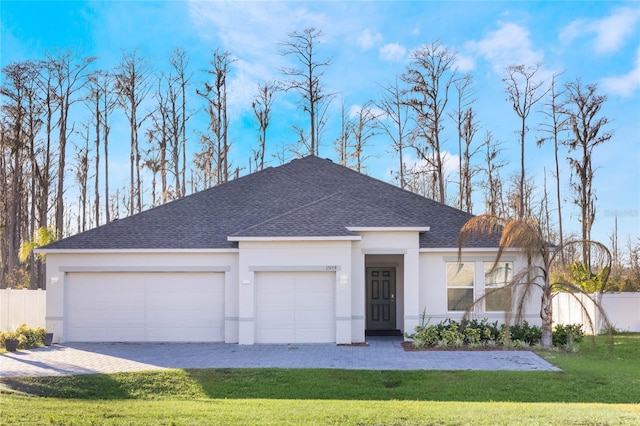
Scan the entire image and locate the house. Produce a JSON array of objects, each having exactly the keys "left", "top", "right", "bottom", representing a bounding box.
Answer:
[{"left": 39, "top": 156, "right": 539, "bottom": 344}]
